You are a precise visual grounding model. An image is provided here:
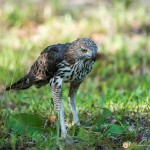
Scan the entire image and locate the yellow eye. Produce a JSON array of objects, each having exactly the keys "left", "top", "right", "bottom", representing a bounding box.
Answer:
[{"left": 82, "top": 49, "right": 87, "bottom": 53}]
